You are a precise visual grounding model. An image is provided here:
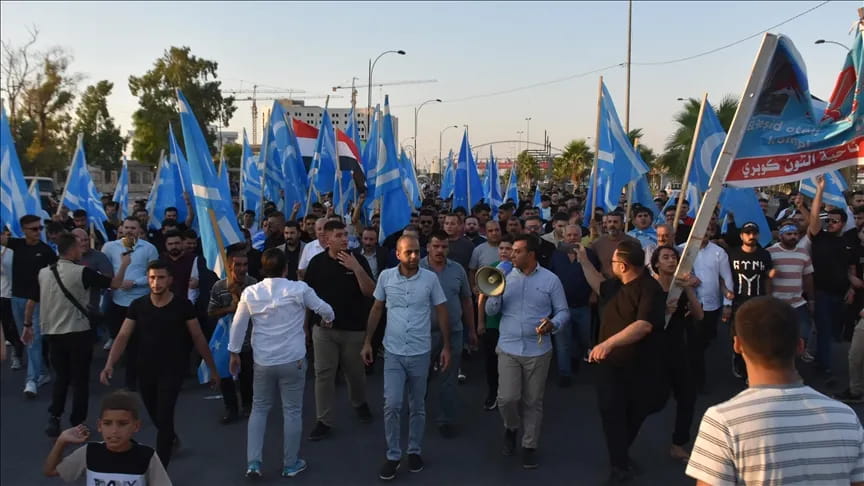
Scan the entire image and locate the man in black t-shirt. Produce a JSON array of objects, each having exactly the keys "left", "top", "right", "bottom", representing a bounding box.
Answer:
[
  {"left": 727, "top": 222, "right": 774, "bottom": 380},
  {"left": 100, "top": 260, "right": 218, "bottom": 467},
  {"left": 304, "top": 221, "right": 376, "bottom": 441}
]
